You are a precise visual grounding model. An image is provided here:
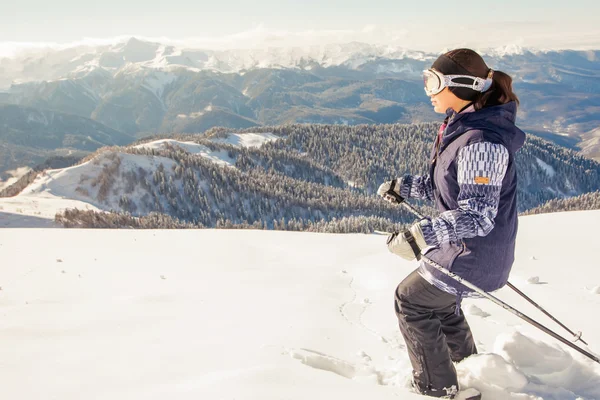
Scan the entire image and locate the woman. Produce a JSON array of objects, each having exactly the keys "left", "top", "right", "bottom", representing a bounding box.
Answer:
[{"left": 377, "top": 49, "right": 525, "bottom": 398}]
